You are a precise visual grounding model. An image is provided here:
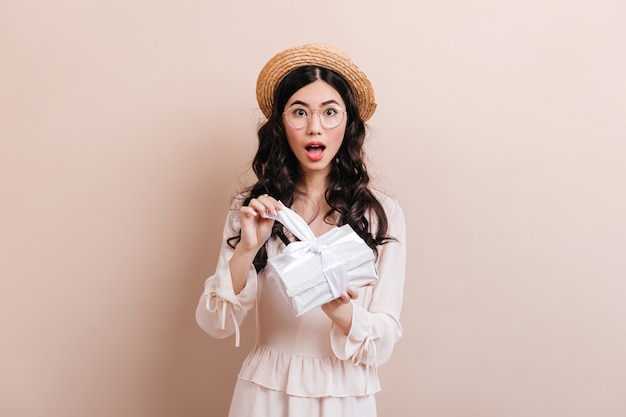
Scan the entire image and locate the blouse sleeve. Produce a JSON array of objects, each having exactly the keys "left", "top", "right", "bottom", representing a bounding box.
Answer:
[
  {"left": 195, "top": 202, "right": 258, "bottom": 347},
  {"left": 330, "top": 194, "right": 406, "bottom": 367}
]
